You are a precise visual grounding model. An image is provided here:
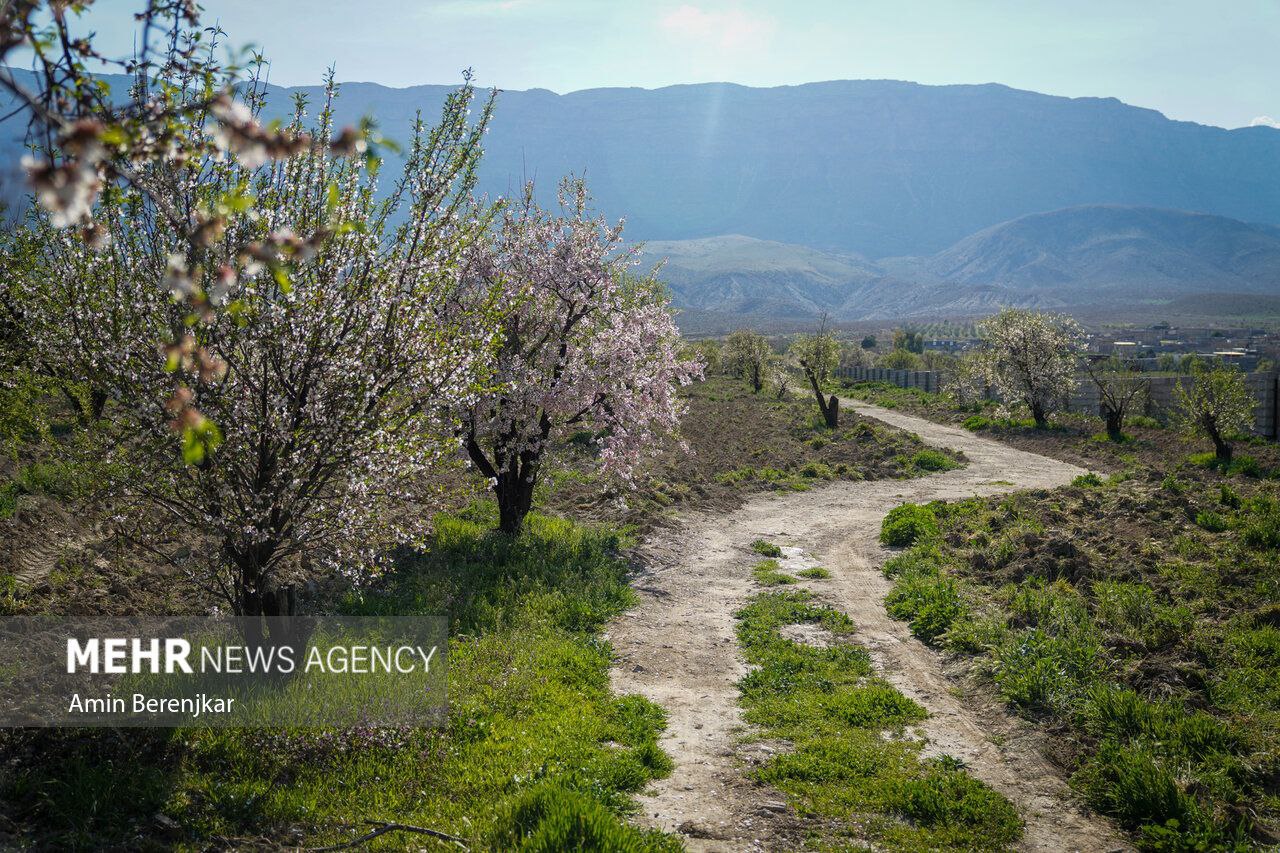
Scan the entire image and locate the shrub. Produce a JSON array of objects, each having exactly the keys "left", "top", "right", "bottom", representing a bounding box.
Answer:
[
  {"left": 886, "top": 570, "right": 965, "bottom": 642},
  {"left": 910, "top": 449, "right": 957, "bottom": 472},
  {"left": 1194, "top": 511, "right": 1228, "bottom": 532},
  {"left": 880, "top": 503, "right": 939, "bottom": 547},
  {"left": 750, "top": 539, "right": 783, "bottom": 557},
  {"left": 1073, "top": 473, "right": 1103, "bottom": 488},
  {"left": 1219, "top": 484, "right": 1241, "bottom": 509},
  {"left": 797, "top": 567, "right": 831, "bottom": 579}
]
